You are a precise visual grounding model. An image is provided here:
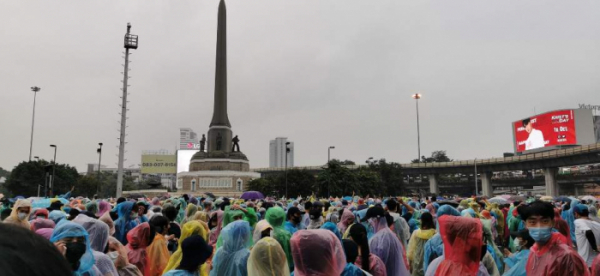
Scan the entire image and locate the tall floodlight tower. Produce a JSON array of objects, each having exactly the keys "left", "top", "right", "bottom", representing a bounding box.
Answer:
[{"left": 116, "top": 23, "right": 138, "bottom": 197}]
